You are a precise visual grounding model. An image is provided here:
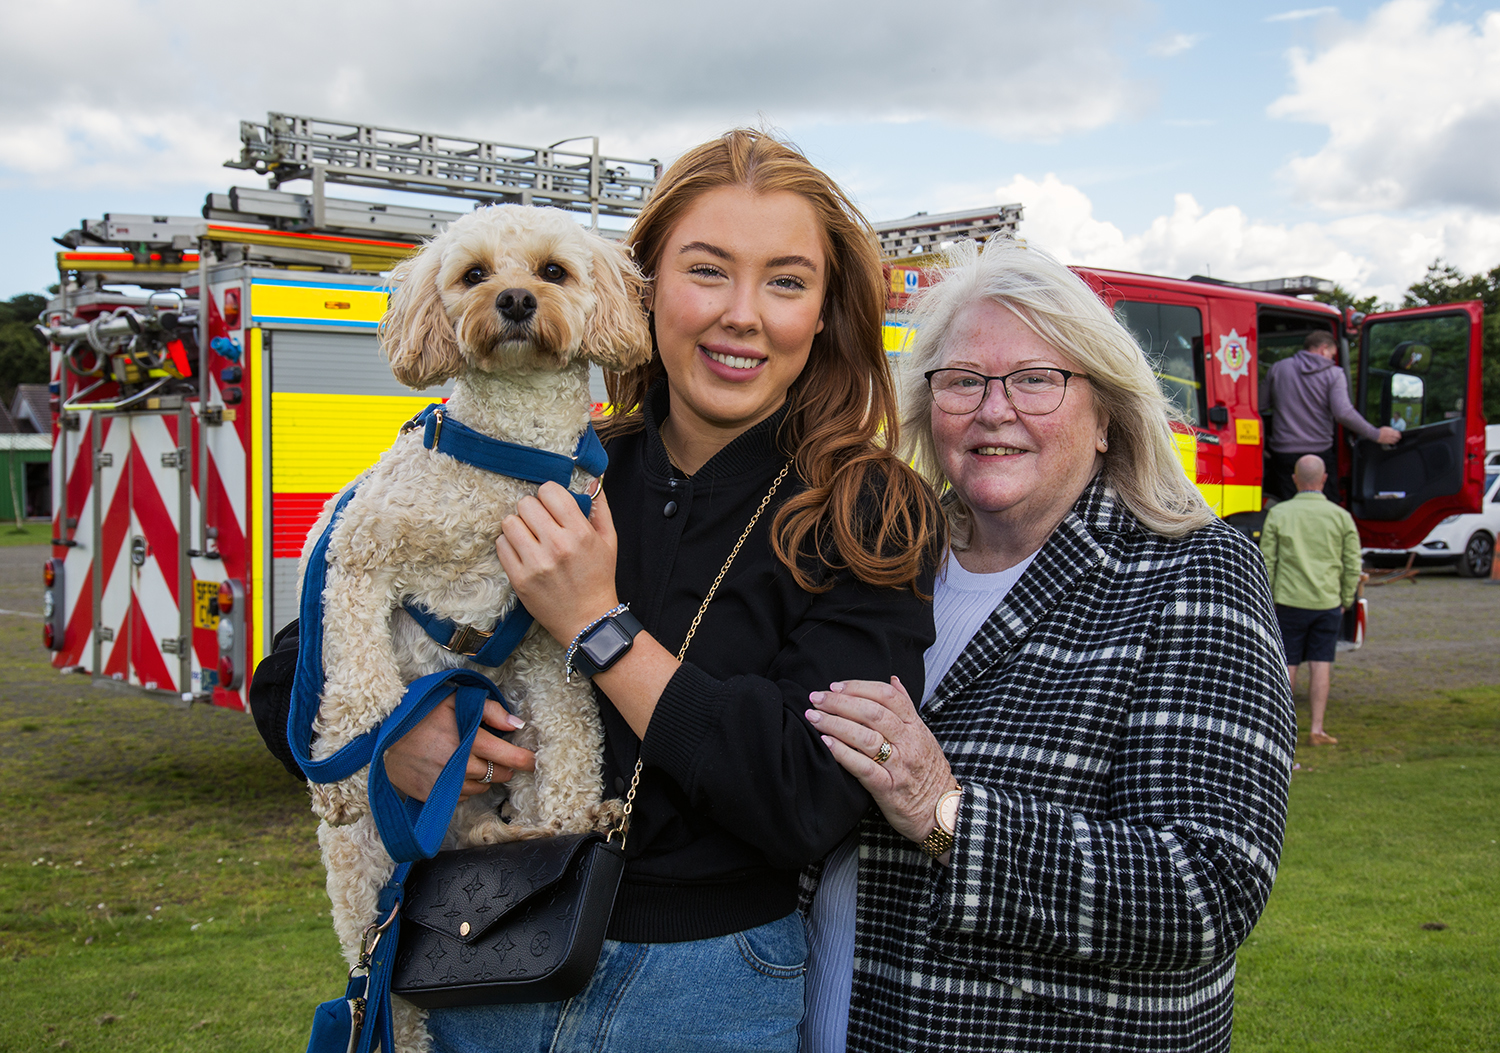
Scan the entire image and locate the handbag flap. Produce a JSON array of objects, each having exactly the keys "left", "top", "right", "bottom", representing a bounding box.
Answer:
[{"left": 401, "top": 832, "right": 604, "bottom": 945}]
